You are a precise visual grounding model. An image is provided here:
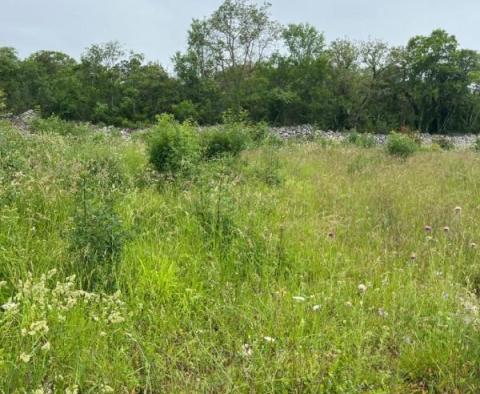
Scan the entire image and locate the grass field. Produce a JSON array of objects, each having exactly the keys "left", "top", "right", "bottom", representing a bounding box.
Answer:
[{"left": 1, "top": 120, "right": 480, "bottom": 393}]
